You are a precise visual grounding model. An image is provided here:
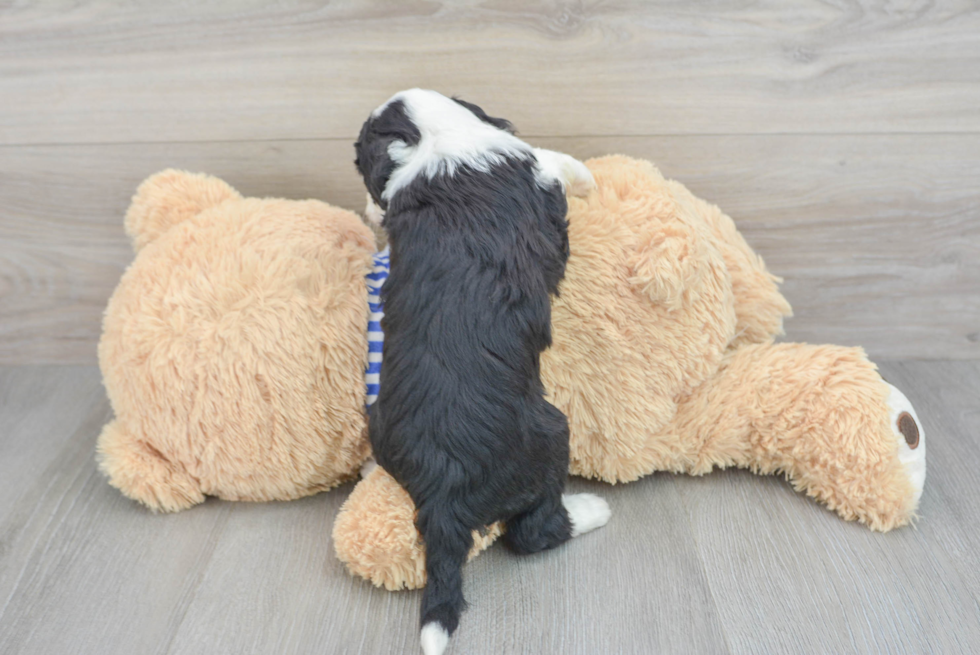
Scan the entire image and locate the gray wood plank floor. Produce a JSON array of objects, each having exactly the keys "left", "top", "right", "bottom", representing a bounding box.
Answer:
[{"left": 0, "top": 361, "right": 977, "bottom": 654}]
